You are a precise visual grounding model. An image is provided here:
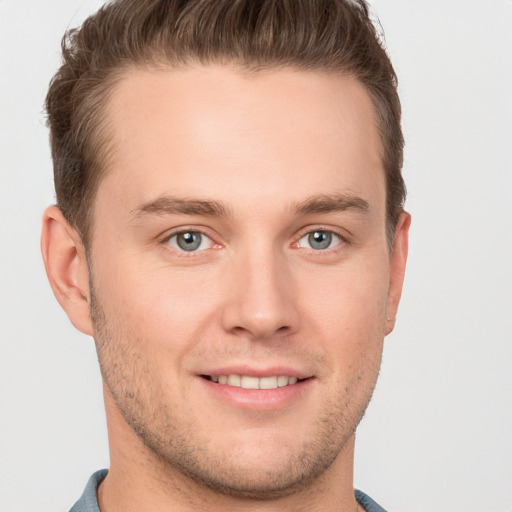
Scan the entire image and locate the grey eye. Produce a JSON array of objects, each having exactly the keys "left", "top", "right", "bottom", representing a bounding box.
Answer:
[
  {"left": 297, "top": 230, "right": 342, "bottom": 250},
  {"left": 308, "top": 231, "right": 332, "bottom": 250},
  {"left": 168, "top": 231, "right": 209, "bottom": 251},
  {"left": 178, "top": 232, "right": 201, "bottom": 251}
]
